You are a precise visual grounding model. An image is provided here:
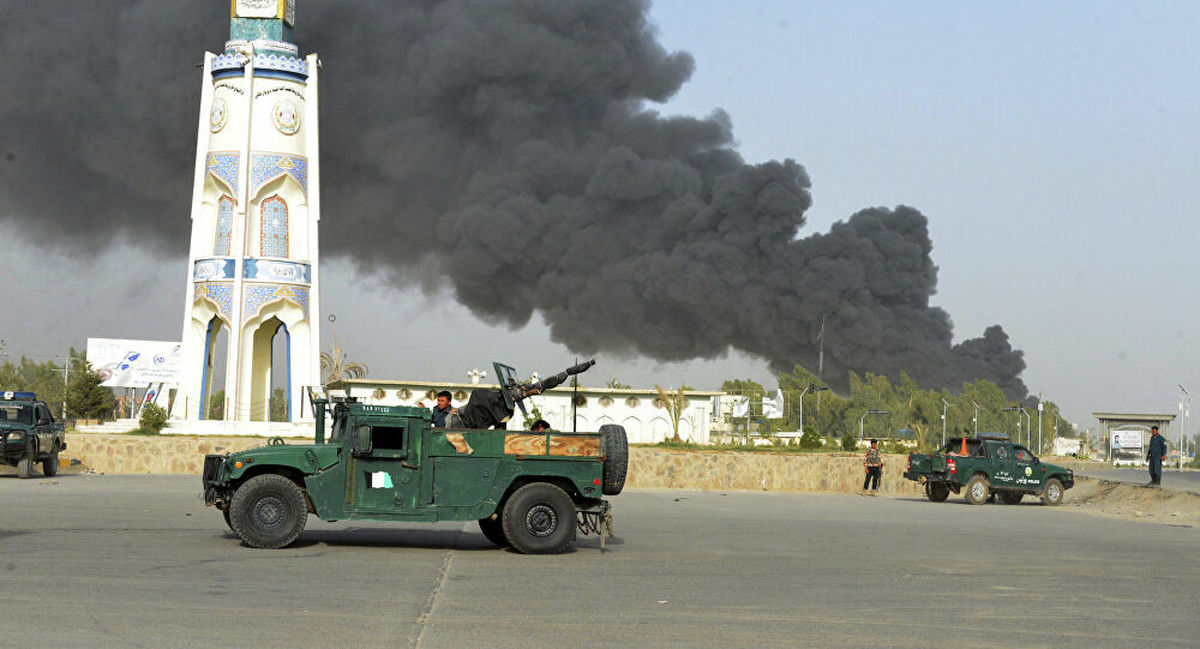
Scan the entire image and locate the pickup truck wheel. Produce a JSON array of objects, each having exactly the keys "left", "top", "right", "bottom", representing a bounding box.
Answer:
[
  {"left": 502, "top": 483, "right": 576, "bottom": 554},
  {"left": 926, "top": 483, "right": 950, "bottom": 502},
  {"left": 965, "top": 474, "right": 990, "bottom": 505},
  {"left": 42, "top": 451, "right": 59, "bottom": 477},
  {"left": 478, "top": 516, "right": 509, "bottom": 548},
  {"left": 229, "top": 474, "right": 308, "bottom": 549},
  {"left": 600, "top": 425, "right": 628, "bottom": 496},
  {"left": 1041, "top": 478, "right": 1064, "bottom": 506},
  {"left": 1000, "top": 492, "right": 1023, "bottom": 505},
  {"left": 16, "top": 456, "right": 33, "bottom": 479}
]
